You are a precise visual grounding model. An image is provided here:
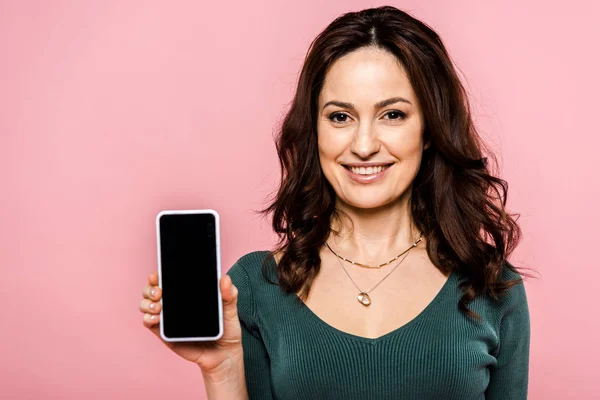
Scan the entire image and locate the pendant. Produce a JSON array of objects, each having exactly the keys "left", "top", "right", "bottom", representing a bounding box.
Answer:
[{"left": 357, "top": 292, "right": 371, "bottom": 306}]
